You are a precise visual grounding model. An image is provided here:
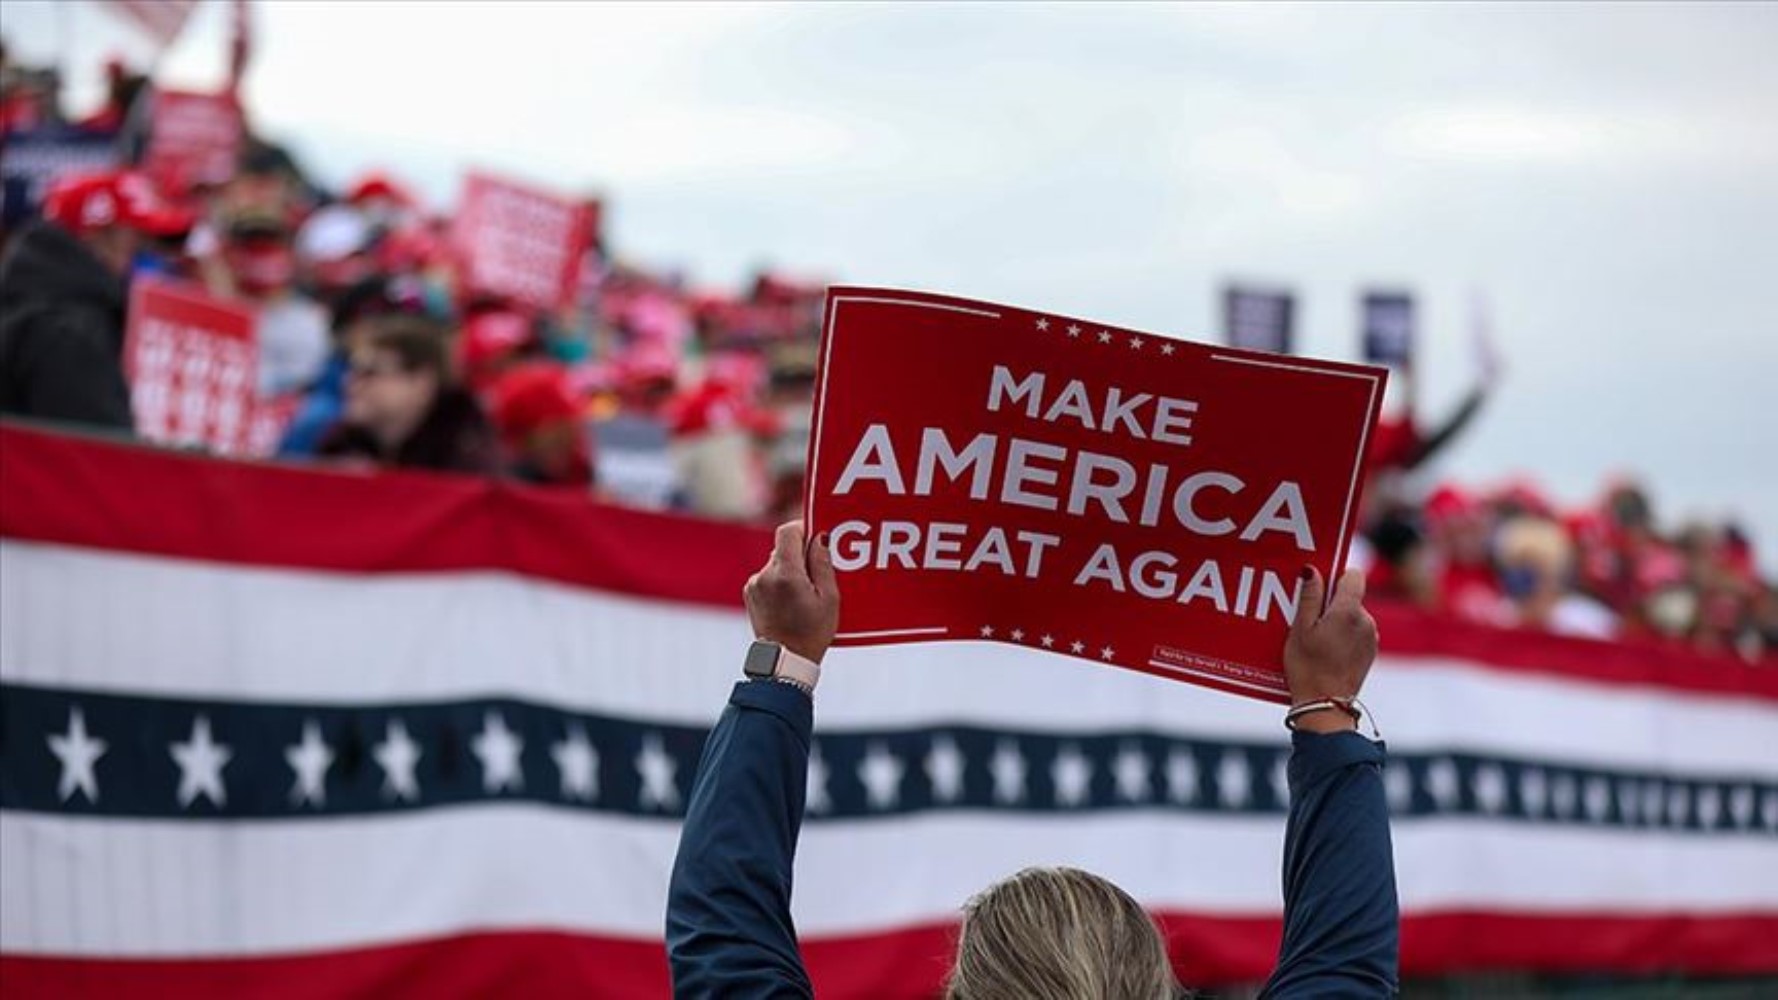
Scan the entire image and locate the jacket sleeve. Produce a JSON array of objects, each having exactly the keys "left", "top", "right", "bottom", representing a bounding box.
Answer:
[
  {"left": 1262, "top": 731, "right": 1400, "bottom": 999},
  {"left": 666, "top": 680, "right": 815, "bottom": 1000}
]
